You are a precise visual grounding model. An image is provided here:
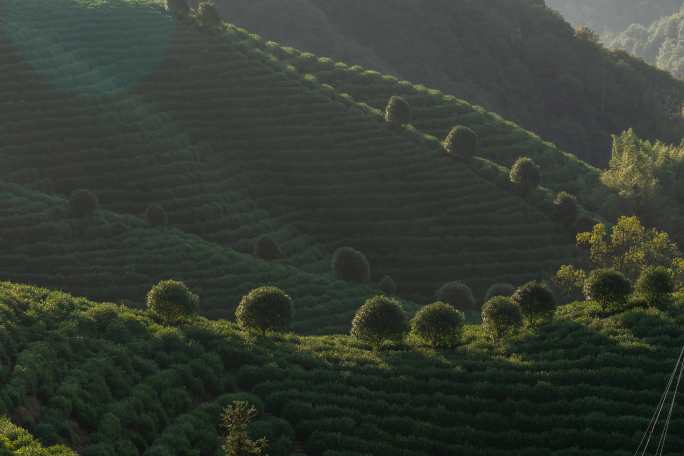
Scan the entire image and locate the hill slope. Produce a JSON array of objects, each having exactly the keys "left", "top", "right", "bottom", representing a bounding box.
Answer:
[
  {"left": 1, "top": 282, "right": 684, "bottom": 455},
  {"left": 0, "top": 0, "right": 577, "bottom": 305},
  {"left": 213, "top": 0, "right": 684, "bottom": 166}
]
